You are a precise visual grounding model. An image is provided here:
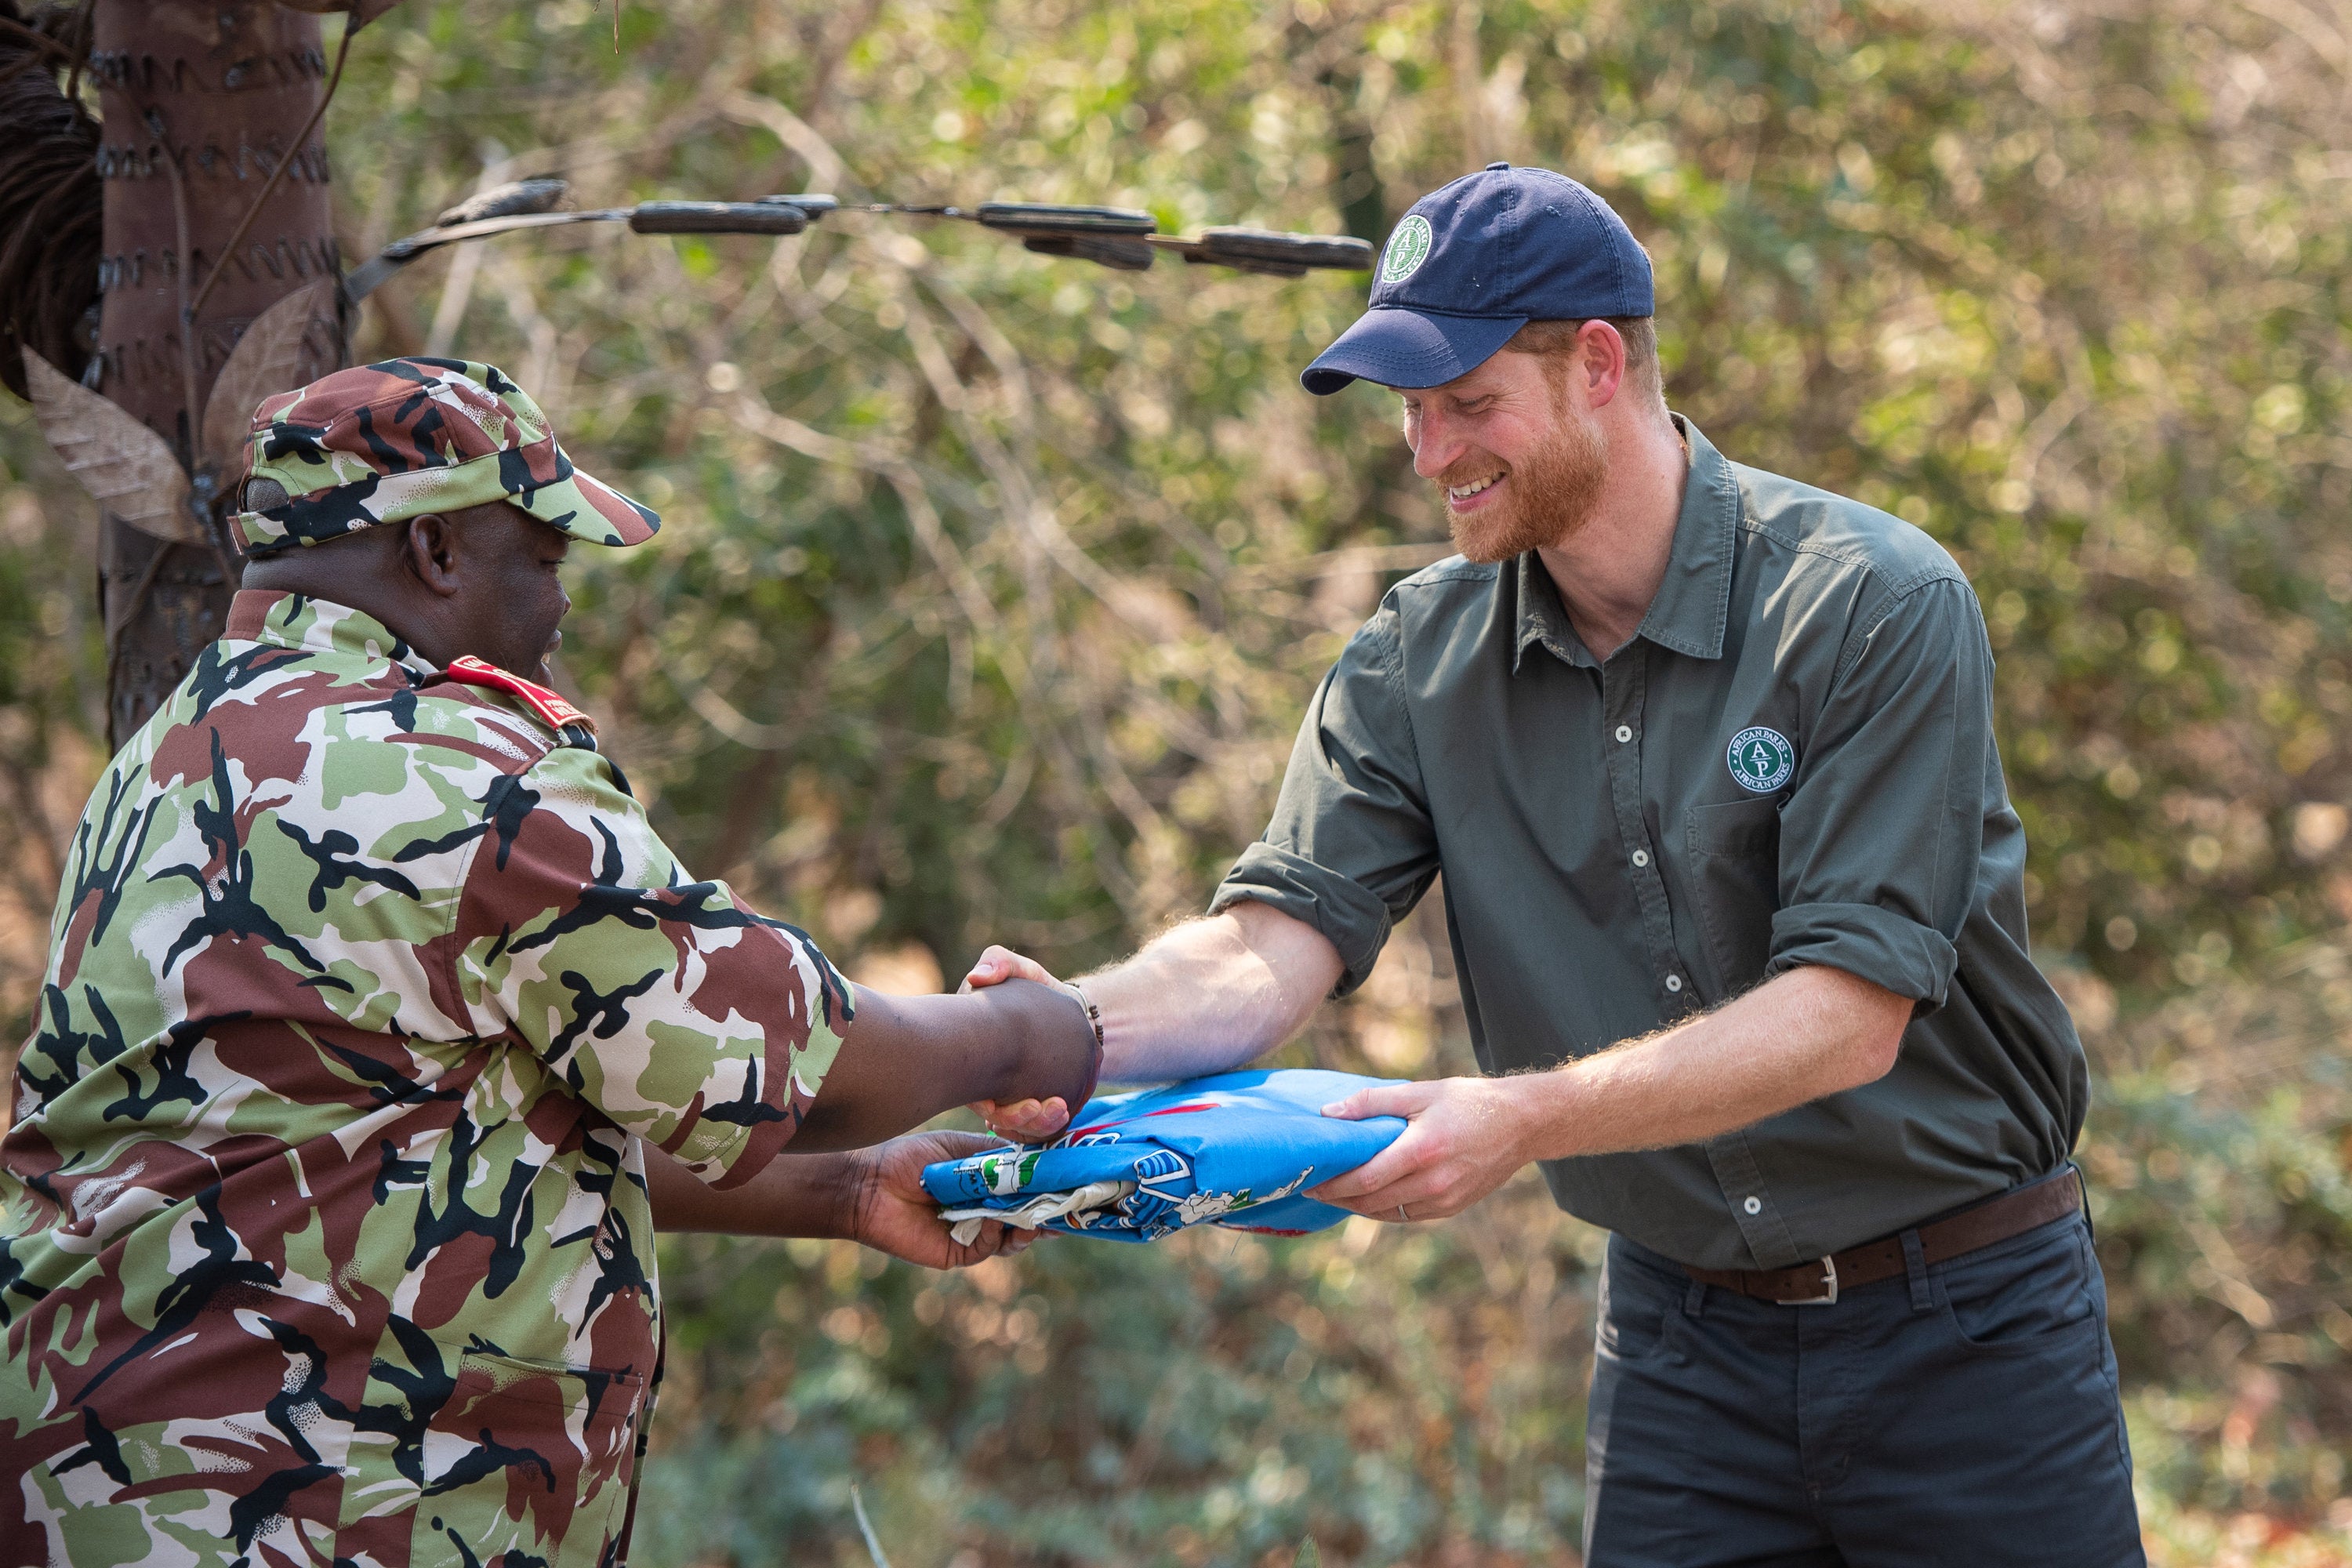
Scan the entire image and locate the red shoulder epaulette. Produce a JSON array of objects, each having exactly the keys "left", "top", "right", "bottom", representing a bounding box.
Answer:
[{"left": 441, "top": 654, "right": 600, "bottom": 746}]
